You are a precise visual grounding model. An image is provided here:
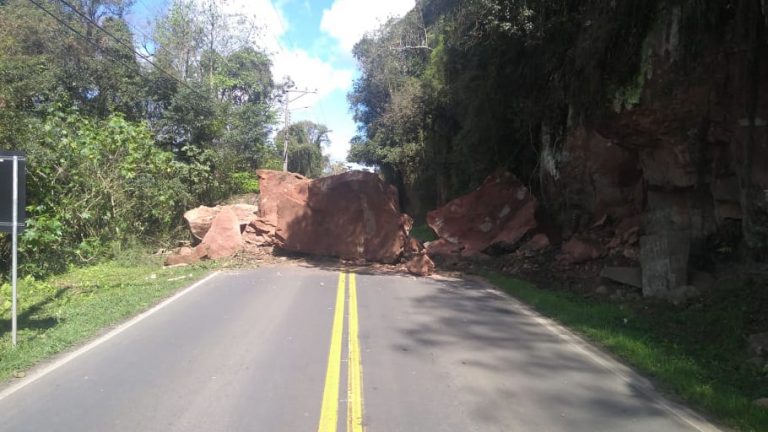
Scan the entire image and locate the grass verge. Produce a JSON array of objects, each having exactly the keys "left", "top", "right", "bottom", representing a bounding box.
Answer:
[
  {"left": 485, "top": 273, "right": 768, "bottom": 432},
  {"left": 0, "top": 257, "right": 216, "bottom": 383}
]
